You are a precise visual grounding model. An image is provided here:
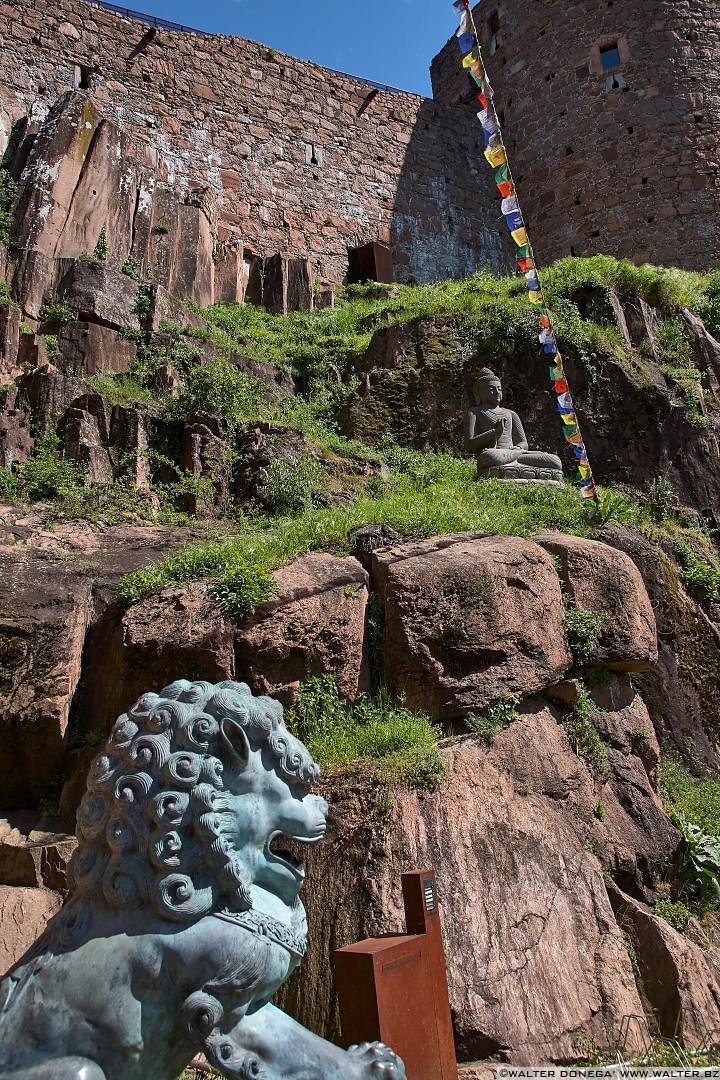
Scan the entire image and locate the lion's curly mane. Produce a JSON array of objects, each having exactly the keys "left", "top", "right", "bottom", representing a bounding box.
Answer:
[{"left": 69, "top": 679, "right": 319, "bottom": 923}]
